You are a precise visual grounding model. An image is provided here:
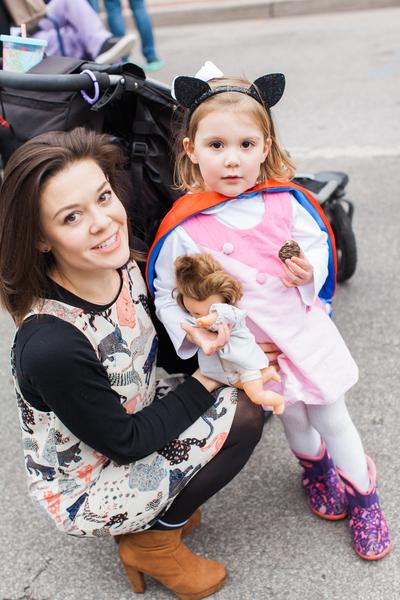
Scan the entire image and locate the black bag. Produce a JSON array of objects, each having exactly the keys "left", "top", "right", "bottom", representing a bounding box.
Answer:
[{"left": 0, "top": 55, "right": 104, "bottom": 142}]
